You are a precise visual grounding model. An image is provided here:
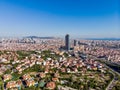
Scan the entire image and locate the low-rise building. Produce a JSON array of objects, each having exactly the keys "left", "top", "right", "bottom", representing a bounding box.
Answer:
[
  {"left": 22, "top": 74, "right": 31, "bottom": 80},
  {"left": 3, "top": 74, "right": 12, "bottom": 81},
  {"left": 25, "top": 79, "right": 35, "bottom": 87},
  {"left": 6, "top": 81, "right": 16, "bottom": 89},
  {"left": 46, "top": 81, "right": 56, "bottom": 90},
  {"left": 39, "top": 72, "right": 46, "bottom": 78}
]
